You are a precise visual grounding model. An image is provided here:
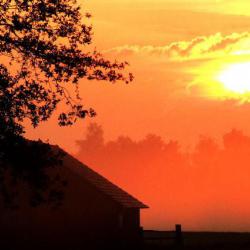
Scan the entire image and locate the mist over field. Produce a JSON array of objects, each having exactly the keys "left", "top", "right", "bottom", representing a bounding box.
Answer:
[{"left": 75, "top": 123, "right": 250, "bottom": 232}]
